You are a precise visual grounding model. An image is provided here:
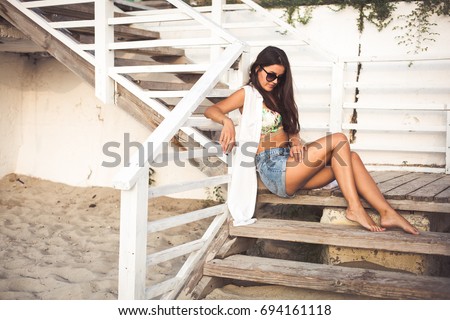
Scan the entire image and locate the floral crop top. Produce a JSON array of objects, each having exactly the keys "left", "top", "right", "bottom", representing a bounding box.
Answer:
[{"left": 261, "top": 105, "right": 282, "bottom": 135}]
